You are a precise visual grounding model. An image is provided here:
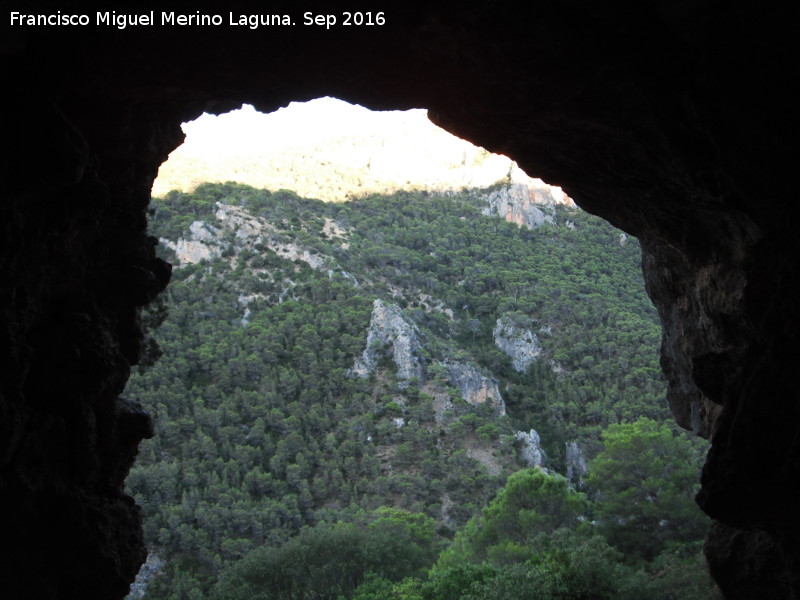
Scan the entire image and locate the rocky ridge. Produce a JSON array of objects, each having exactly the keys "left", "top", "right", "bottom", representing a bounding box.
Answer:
[
  {"left": 160, "top": 203, "right": 342, "bottom": 271},
  {"left": 482, "top": 163, "right": 574, "bottom": 229},
  {"left": 153, "top": 99, "right": 574, "bottom": 233}
]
